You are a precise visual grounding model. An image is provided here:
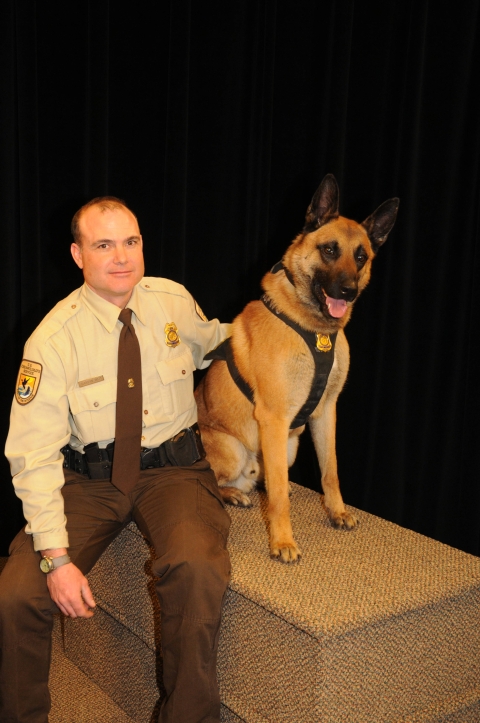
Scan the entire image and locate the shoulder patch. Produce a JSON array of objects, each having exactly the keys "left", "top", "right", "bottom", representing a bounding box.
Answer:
[
  {"left": 194, "top": 300, "right": 208, "bottom": 322},
  {"left": 15, "top": 360, "right": 43, "bottom": 405}
]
